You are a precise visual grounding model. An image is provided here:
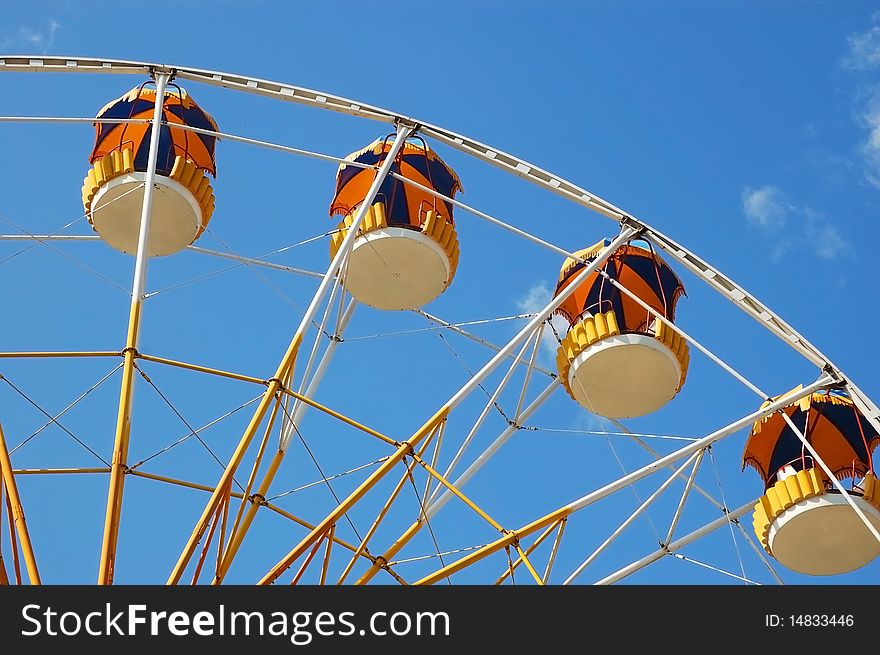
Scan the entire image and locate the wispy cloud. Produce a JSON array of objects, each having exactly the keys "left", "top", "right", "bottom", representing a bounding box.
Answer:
[
  {"left": 741, "top": 185, "right": 790, "bottom": 230},
  {"left": 0, "top": 20, "right": 61, "bottom": 54},
  {"left": 516, "top": 281, "right": 569, "bottom": 362},
  {"left": 859, "top": 92, "right": 880, "bottom": 186},
  {"left": 741, "top": 186, "right": 851, "bottom": 261},
  {"left": 843, "top": 11, "right": 880, "bottom": 71},
  {"left": 843, "top": 13, "right": 880, "bottom": 188}
]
